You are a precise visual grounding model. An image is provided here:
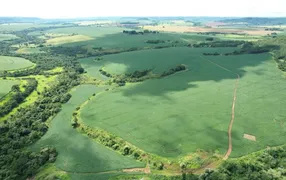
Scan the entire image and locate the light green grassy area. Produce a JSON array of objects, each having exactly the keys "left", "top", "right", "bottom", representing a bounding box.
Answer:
[
  {"left": 0, "top": 33, "right": 18, "bottom": 41},
  {"left": 35, "top": 164, "right": 70, "bottom": 180},
  {"left": 16, "top": 47, "right": 45, "bottom": 54},
  {"left": 46, "top": 34, "right": 94, "bottom": 45},
  {"left": 68, "top": 173, "right": 125, "bottom": 180},
  {"left": 0, "top": 55, "right": 34, "bottom": 71},
  {"left": 66, "top": 32, "right": 213, "bottom": 49},
  {"left": 32, "top": 85, "right": 144, "bottom": 174},
  {"left": 44, "top": 26, "right": 126, "bottom": 38},
  {"left": 231, "top": 57, "right": 286, "bottom": 157},
  {"left": 80, "top": 47, "right": 237, "bottom": 79},
  {"left": 216, "top": 34, "right": 262, "bottom": 41},
  {"left": 0, "top": 79, "right": 19, "bottom": 99},
  {"left": 44, "top": 67, "right": 64, "bottom": 73}
]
